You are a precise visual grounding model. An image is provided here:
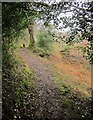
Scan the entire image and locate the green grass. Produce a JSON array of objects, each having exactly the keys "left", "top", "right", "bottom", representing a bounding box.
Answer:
[{"left": 53, "top": 73, "right": 91, "bottom": 119}]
